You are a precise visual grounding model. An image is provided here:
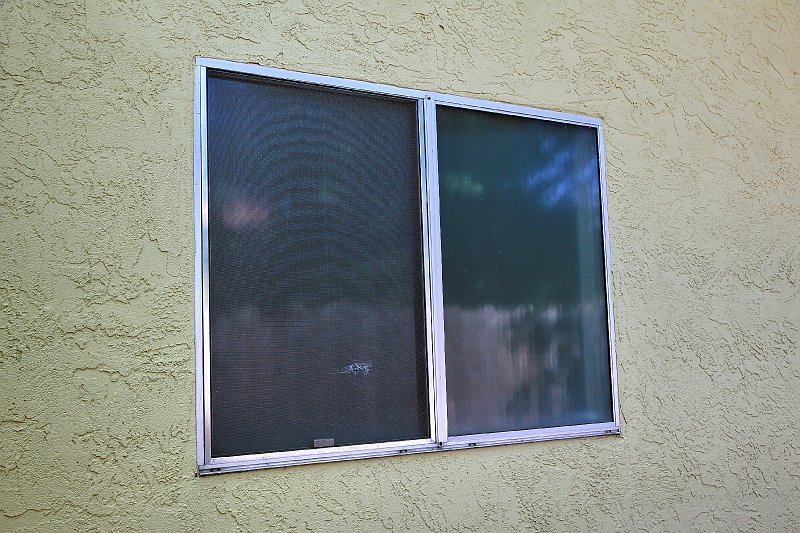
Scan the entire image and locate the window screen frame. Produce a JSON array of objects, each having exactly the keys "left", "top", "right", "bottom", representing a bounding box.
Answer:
[{"left": 194, "top": 57, "right": 620, "bottom": 475}]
